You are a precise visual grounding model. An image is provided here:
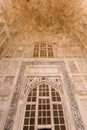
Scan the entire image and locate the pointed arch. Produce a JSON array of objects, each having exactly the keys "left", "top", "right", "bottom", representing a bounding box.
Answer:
[
  {"left": 25, "top": 80, "right": 62, "bottom": 98},
  {"left": 22, "top": 82, "right": 67, "bottom": 130}
]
